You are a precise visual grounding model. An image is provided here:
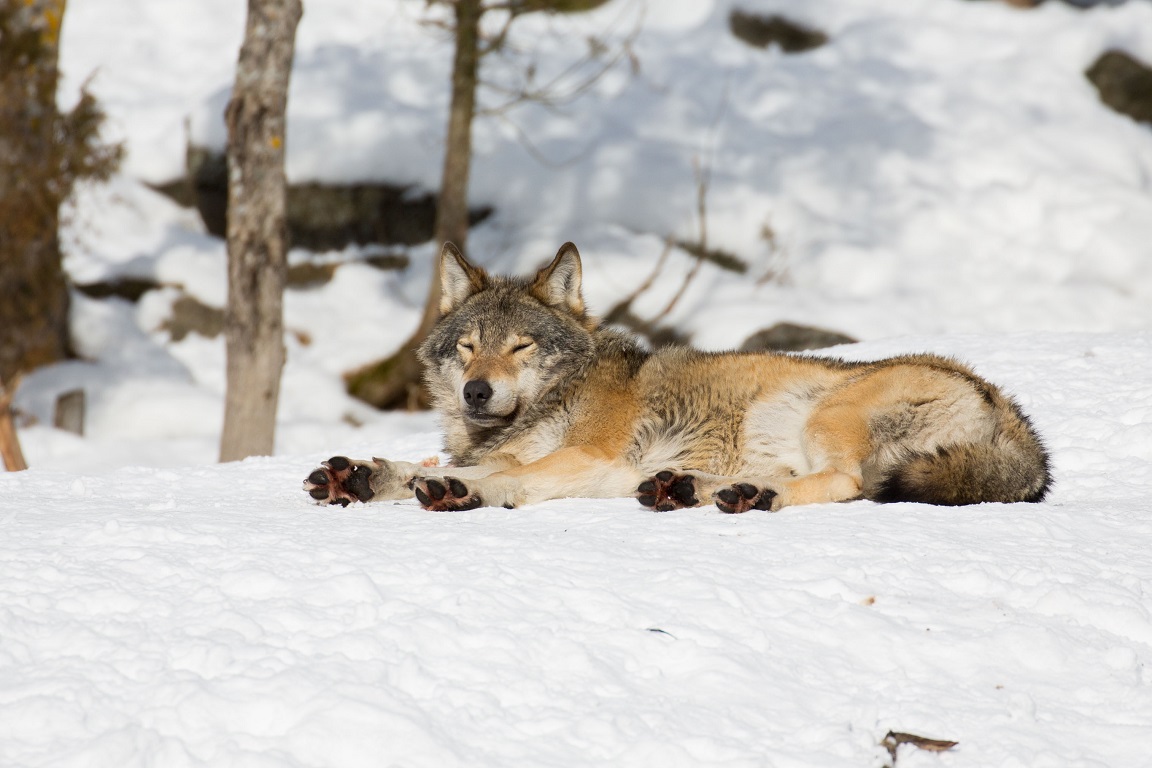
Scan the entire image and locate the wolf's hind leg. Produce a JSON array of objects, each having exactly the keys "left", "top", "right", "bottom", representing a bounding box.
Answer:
[{"left": 711, "top": 470, "right": 862, "bottom": 513}]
